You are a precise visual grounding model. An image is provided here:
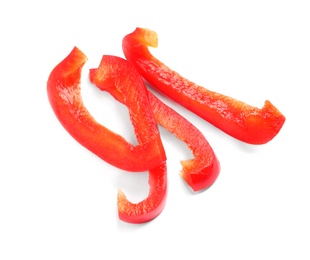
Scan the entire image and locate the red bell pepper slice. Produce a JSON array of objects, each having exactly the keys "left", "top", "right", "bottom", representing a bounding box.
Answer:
[
  {"left": 118, "top": 162, "right": 167, "bottom": 223},
  {"left": 89, "top": 55, "right": 167, "bottom": 223},
  {"left": 122, "top": 27, "right": 286, "bottom": 145},
  {"left": 148, "top": 92, "right": 220, "bottom": 191},
  {"left": 90, "top": 62, "right": 220, "bottom": 192},
  {"left": 47, "top": 46, "right": 166, "bottom": 172}
]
